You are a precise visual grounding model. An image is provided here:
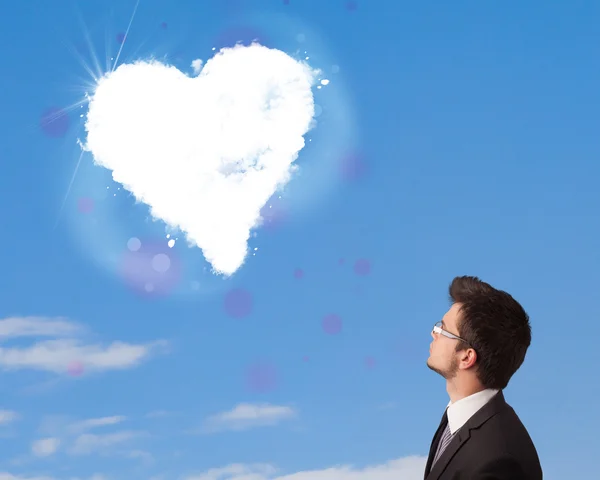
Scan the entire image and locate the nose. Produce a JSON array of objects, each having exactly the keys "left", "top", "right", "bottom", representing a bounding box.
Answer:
[{"left": 431, "top": 330, "right": 436, "bottom": 340}]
